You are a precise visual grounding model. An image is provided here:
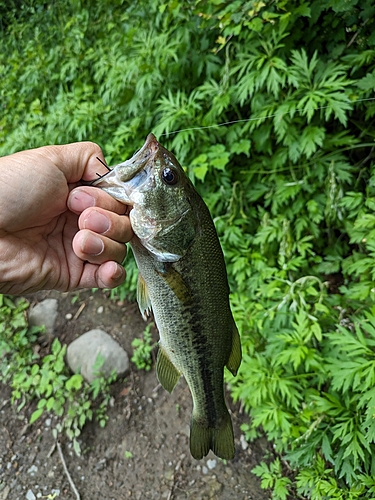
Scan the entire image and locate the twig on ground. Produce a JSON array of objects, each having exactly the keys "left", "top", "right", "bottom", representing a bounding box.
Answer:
[
  {"left": 0, "top": 399, "right": 9, "bottom": 410},
  {"left": 47, "top": 442, "right": 56, "bottom": 458},
  {"left": 56, "top": 441, "right": 81, "bottom": 500},
  {"left": 73, "top": 302, "right": 86, "bottom": 320},
  {"left": 167, "top": 457, "right": 183, "bottom": 500}
]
